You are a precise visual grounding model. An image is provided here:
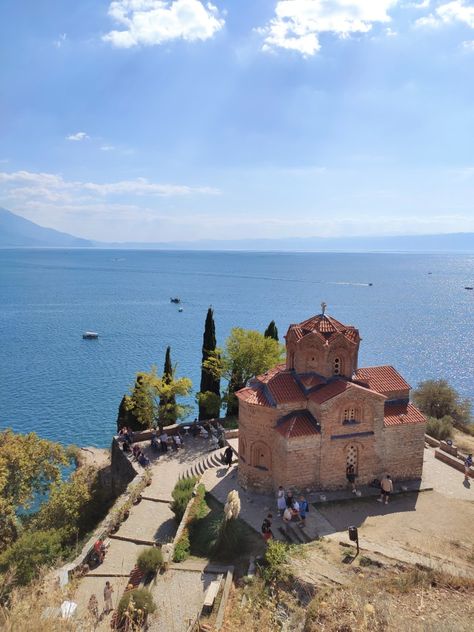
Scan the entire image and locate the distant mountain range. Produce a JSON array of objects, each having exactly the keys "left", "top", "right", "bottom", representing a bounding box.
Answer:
[{"left": 1, "top": 207, "right": 474, "bottom": 252}]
